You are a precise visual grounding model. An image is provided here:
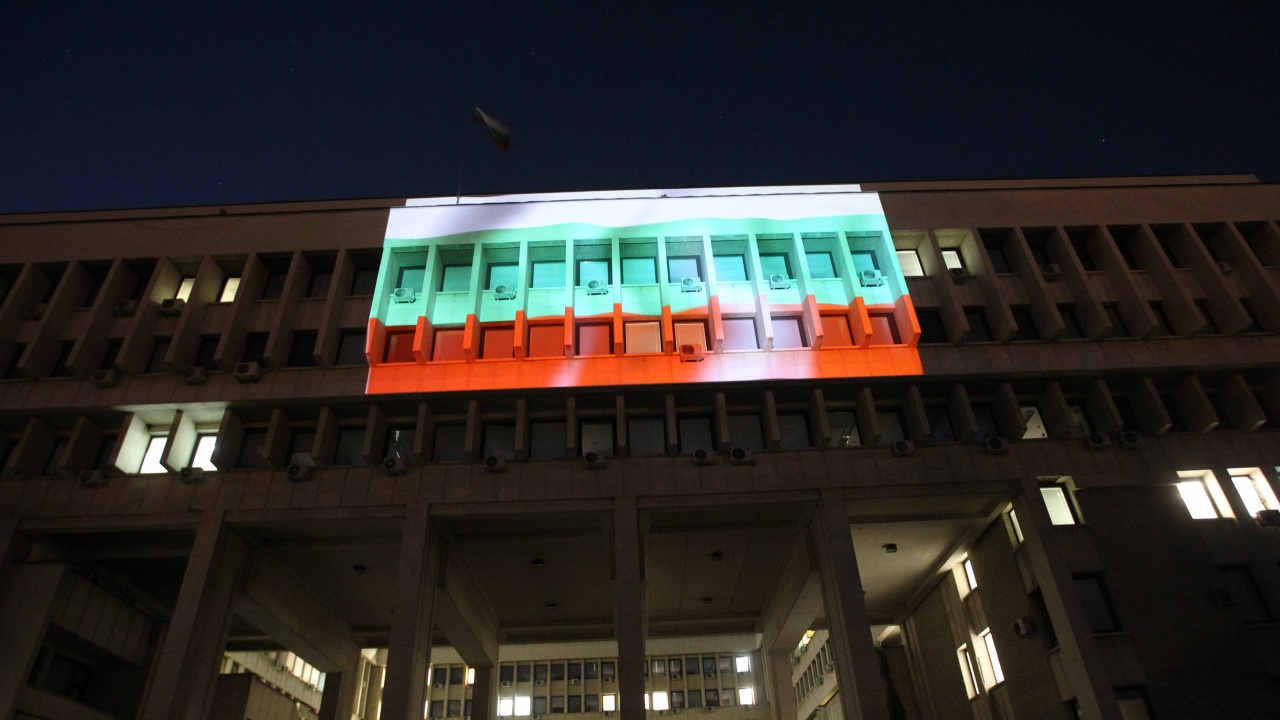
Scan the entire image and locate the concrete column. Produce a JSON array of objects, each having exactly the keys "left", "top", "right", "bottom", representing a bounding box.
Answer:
[
  {"left": 766, "top": 651, "right": 797, "bottom": 720},
  {"left": 809, "top": 488, "right": 888, "bottom": 720},
  {"left": 365, "top": 663, "right": 386, "bottom": 720},
  {"left": 614, "top": 495, "right": 647, "bottom": 720},
  {"left": 319, "top": 669, "right": 354, "bottom": 720},
  {"left": 0, "top": 562, "right": 67, "bottom": 719},
  {"left": 382, "top": 504, "right": 442, "bottom": 720},
  {"left": 140, "top": 511, "right": 251, "bottom": 720},
  {"left": 1012, "top": 480, "right": 1122, "bottom": 720},
  {"left": 471, "top": 664, "right": 494, "bottom": 720}
]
